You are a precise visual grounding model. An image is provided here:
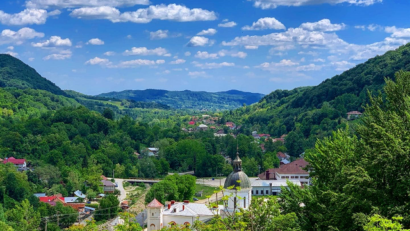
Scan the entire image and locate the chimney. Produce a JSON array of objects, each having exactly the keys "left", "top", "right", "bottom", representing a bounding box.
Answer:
[
  {"left": 265, "top": 170, "right": 269, "bottom": 180},
  {"left": 168, "top": 204, "right": 171, "bottom": 210},
  {"left": 171, "top": 200, "right": 175, "bottom": 205},
  {"left": 183, "top": 205, "right": 185, "bottom": 211},
  {"left": 183, "top": 200, "right": 189, "bottom": 204}
]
